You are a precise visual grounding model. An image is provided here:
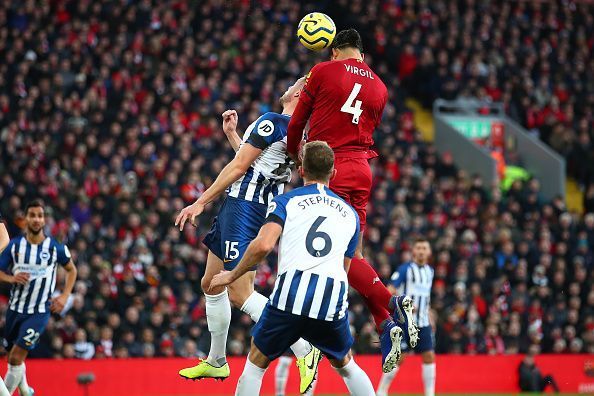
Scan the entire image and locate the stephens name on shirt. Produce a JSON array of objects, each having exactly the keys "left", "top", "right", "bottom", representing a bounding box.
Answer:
[{"left": 297, "top": 195, "right": 348, "bottom": 217}]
